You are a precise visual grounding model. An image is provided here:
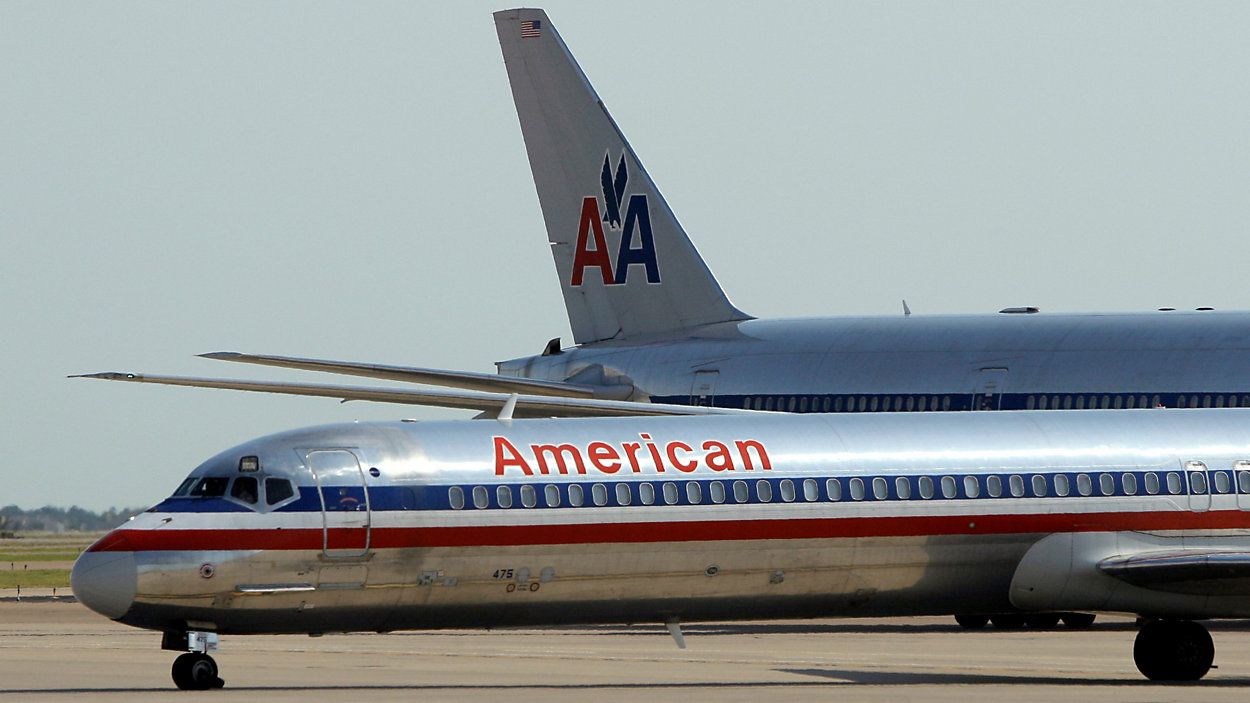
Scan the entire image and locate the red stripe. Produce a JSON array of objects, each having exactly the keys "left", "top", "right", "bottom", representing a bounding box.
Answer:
[{"left": 89, "top": 509, "right": 1250, "bottom": 553}]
